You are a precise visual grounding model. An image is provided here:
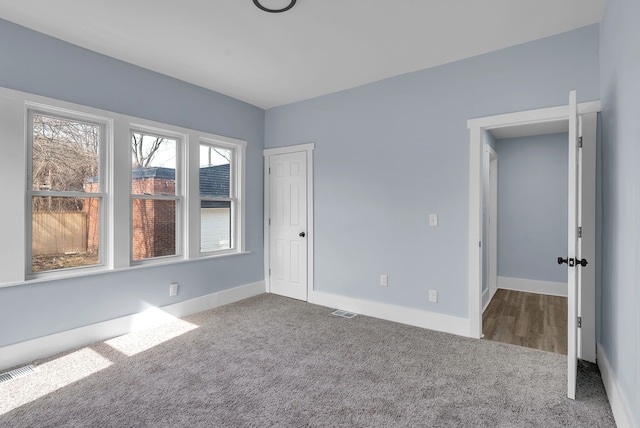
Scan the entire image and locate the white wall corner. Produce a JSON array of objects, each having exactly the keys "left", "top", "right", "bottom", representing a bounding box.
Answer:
[
  {"left": 482, "top": 288, "right": 491, "bottom": 312},
  {"left": 596, "top": 343, "right": 636, "bottom": 428},
  {"left": 308, "top": 290, "right": 470, "bottom": 338},
  {"left": 0, "top": 281, "right": 265, "bottom": 372}
]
